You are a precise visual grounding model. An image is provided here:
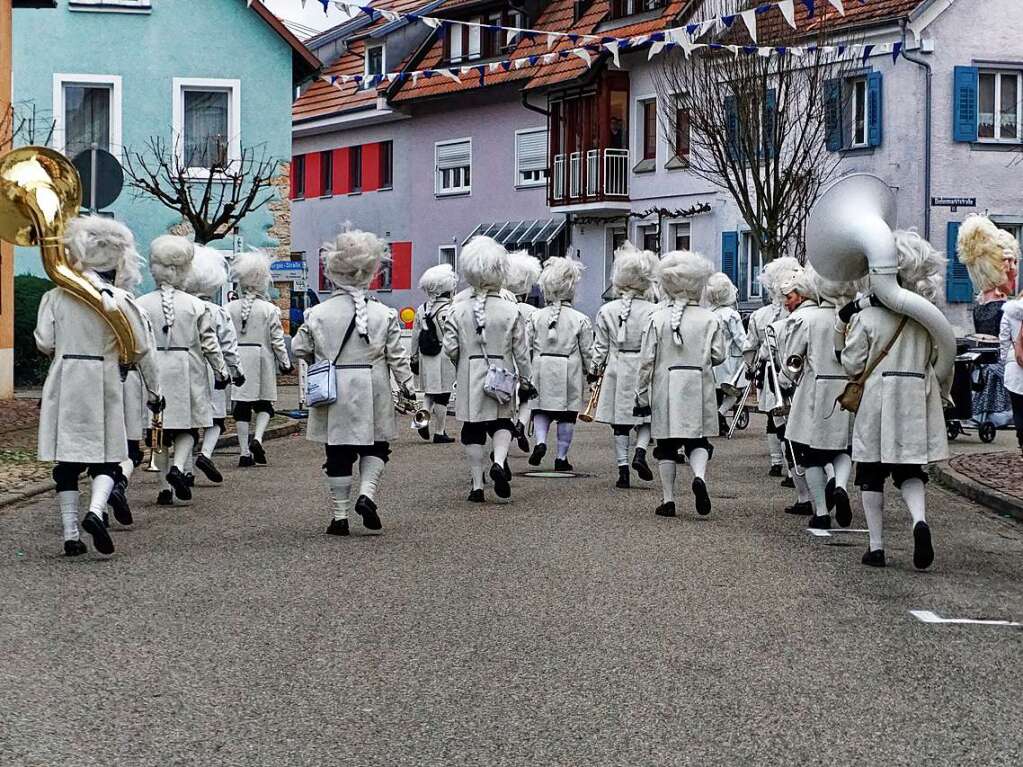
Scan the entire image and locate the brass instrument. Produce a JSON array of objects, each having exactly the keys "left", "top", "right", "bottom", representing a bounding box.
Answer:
[
  {"left": 578, "top": 370, "right": 604, "bottom": 423},
  {"left": 145, "top": 409, "right": 165, "bottom": 472},
  {"left": 720, "top": 363, "right": 747, "bottom": 399},
  {"left": 762, "top": 325, "right": 789, "bottom": 418},
  {"left": 784, "top": 354, "right": 805, "bottom": 385},
  {"left": 394, "top": 388, "right": 431, "bottom": 430},
  {"left": 0, "top": 146, "right": 136, "bottom": 371}
]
